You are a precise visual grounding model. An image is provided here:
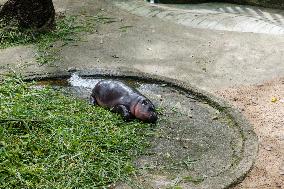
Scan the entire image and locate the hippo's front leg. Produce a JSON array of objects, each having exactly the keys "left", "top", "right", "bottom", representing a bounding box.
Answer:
[
  {"left": 112, "top": 105, "right": 133, "bottom": 121},
  {"left": 89, "top": 95, "right": 97, "bottom": 105}
]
